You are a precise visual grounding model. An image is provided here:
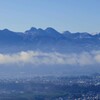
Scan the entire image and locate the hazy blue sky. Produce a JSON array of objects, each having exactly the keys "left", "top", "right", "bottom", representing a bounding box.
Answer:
[{"left": 0, "top": 0, "right": 100, "bottom": 33}]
